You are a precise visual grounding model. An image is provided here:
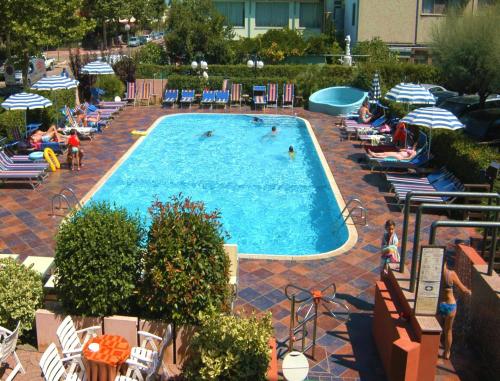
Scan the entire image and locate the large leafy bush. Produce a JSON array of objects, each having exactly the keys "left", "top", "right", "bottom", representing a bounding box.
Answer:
[
  {"left": 0, "top": 258, "right": 43, "bottom": 336},
  {"left": 140, "top": 195, "right": 230, "bottom": 325},
  {"left": 31, "top": 89, "right": 76, "bottom": 128},
  {"left": 184, "top": 311, "right": 273, "bottom": 381},
  {"left": 0, "top": 110, "right": 24, "bottom": 140},
  {"left": 94, "top": 75, "right": 126, "bottom": 101},
  {"left": 135, "top": 43, "right": 168, "bottom": 65},
  {"left": 55, "top": 202, "right": 144, "bottom": 316}
]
